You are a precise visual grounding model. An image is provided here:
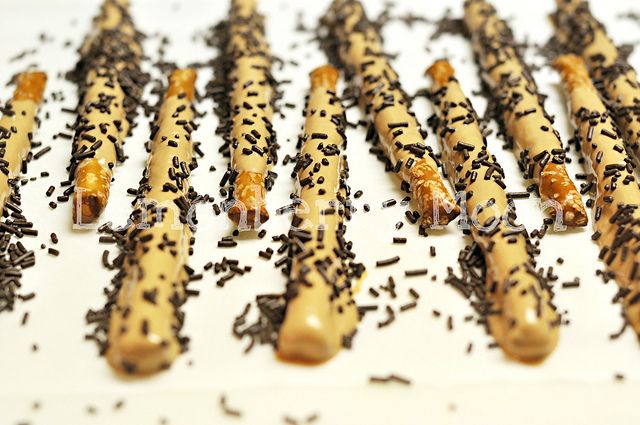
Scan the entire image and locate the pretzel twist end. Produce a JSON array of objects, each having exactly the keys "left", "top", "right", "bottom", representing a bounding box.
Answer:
[
  {"left": 553, "top": 54, "right": 591, "bottom": 92},
  {"left": 12, "top": 72, "right": 47, "bottom": 103},
  {"left": 310, "top": 65, "right": 339, "bottom": 90},
  {"left": 410, "top": 161, "right": 460, "bottom": 226},
  {"left": 73, "top": 159, "right": 112, "bottom": 224},
  {"left": 167, "top": 68, "right": 197, "bottom": 100},
  {"left": 425, "top": 59, "right": 455, "bottom": 86},
  {"left": 539, "top": 162, "right": 588, "bottom": 227},
  {"left": 228, "top": 171, "right": 269, "bottom": 229}
]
